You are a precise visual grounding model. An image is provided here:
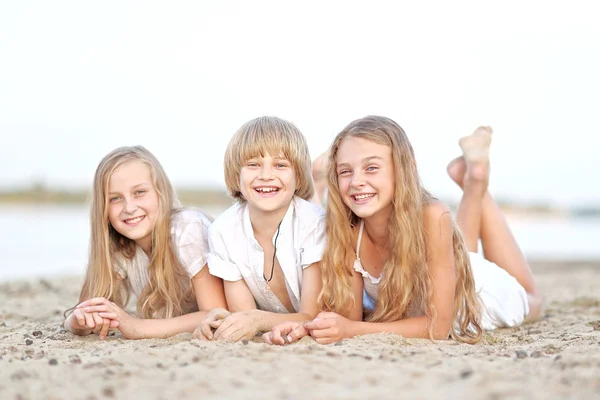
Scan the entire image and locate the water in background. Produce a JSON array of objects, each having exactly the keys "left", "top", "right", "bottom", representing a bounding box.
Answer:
[{"left": 1, "top": 205, "right": 599, "bottom": 282}]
